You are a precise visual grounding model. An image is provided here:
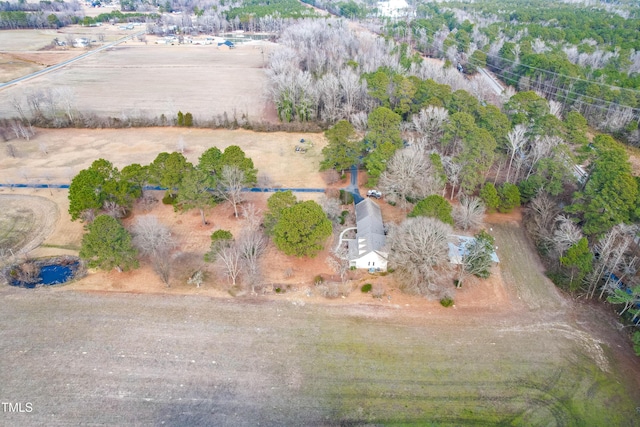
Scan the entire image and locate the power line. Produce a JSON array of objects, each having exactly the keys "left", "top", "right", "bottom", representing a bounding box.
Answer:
[
  {"left": 467, "top": 57, "right": 640, "bottom": 114},
  {"left": 379, "top": 18, "right": 640, "bottom": 121},
  {"left": 406, "top": 20, "right": 640, "bottom": 97}
]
